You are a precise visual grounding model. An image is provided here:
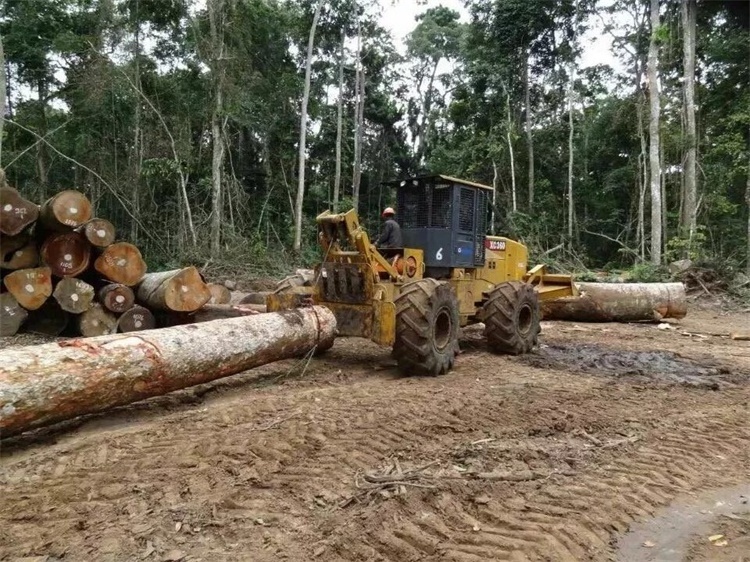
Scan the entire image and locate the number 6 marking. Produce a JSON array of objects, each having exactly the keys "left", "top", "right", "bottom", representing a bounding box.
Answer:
[{"left": 436, "top": 247, "right": 443, "bottom": 260}]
